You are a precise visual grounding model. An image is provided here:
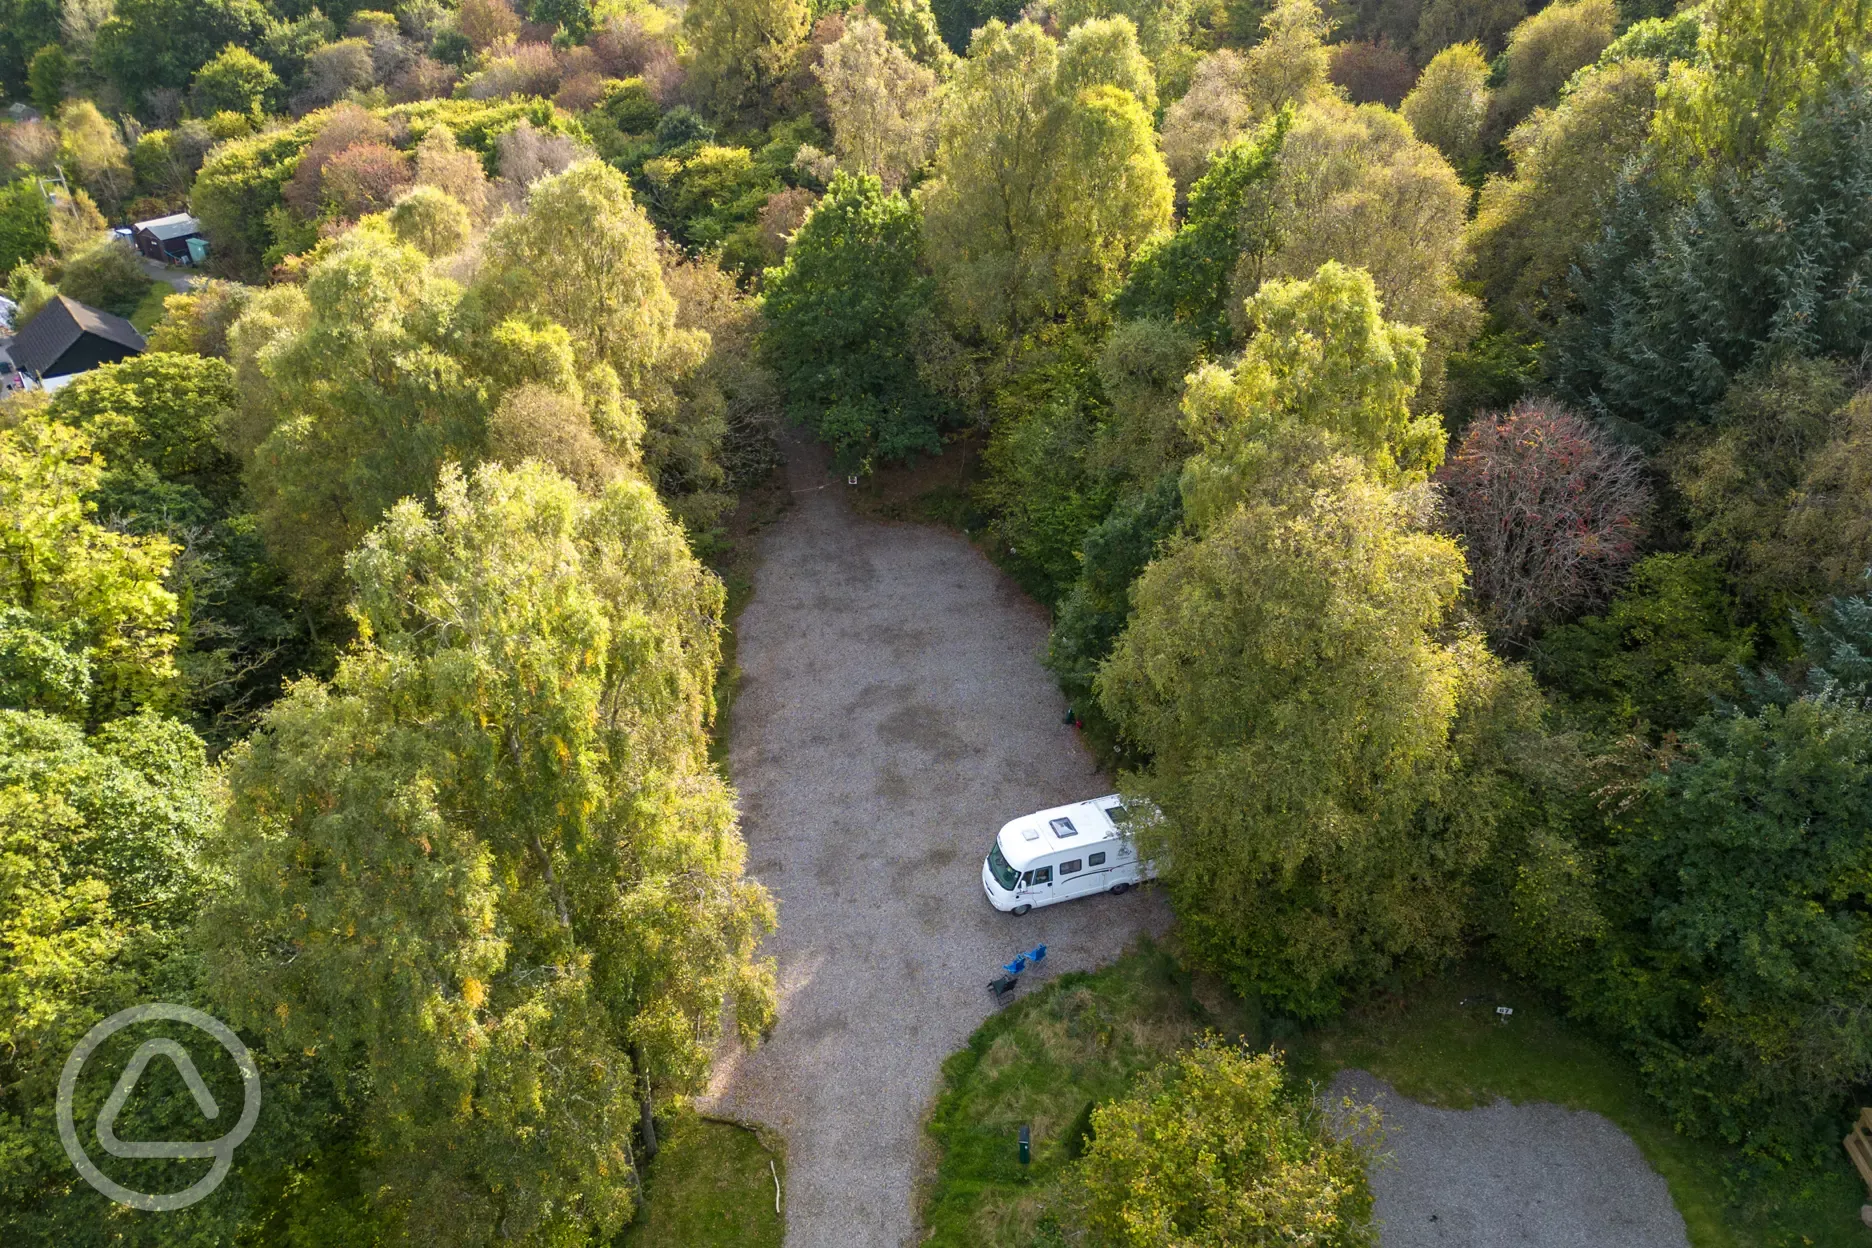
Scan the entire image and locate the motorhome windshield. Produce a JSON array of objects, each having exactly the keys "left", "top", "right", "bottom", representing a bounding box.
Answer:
[{"left": 987, "top": 841, "right": 1019, "bottom": 890}]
